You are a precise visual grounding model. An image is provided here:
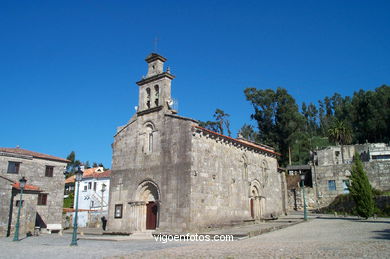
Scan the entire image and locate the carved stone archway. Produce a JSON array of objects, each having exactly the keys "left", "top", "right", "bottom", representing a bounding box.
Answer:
[
  {"left": 249, "top": 180, "right": 265, "bottom": 220},
  {"left": 129, "top": 180, "right": 160, "bottom": 232}
]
